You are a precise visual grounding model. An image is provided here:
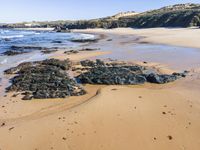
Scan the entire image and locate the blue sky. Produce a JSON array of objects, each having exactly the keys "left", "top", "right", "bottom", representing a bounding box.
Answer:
[{"left": 0, "top": 0, "right": 200, "bottom": 23}]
